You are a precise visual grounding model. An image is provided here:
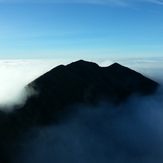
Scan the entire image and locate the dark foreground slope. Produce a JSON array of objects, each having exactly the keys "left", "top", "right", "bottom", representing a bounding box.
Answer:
[{"left": 0, "top": 60, "right": 159, "bottom": 163}]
